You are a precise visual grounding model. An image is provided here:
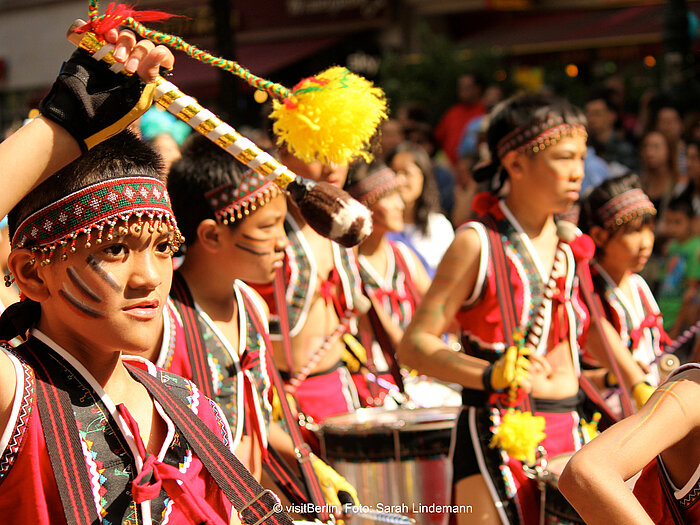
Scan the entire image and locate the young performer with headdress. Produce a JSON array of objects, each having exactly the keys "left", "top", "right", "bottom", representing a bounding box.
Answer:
[
  {"left": 344, "top": 159, "right": 431, "bottom": 405},
  {"left": 561, "top": 362, "right": 700, "bottom": 524},
  {"left": 579, "top": 173, "right": 669, "bottom": 414},
  {"left": 399, "top": 93, "right": 602, "bottom": 524},
  {"left": 0, "top": 30, "right": 291, "bottom": 525},
  {"left": 139, "top": 133, "right": 358, "bottom": 516},
  {"left": 251, "top": 146, "right": 370, "bottom": 439}
]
